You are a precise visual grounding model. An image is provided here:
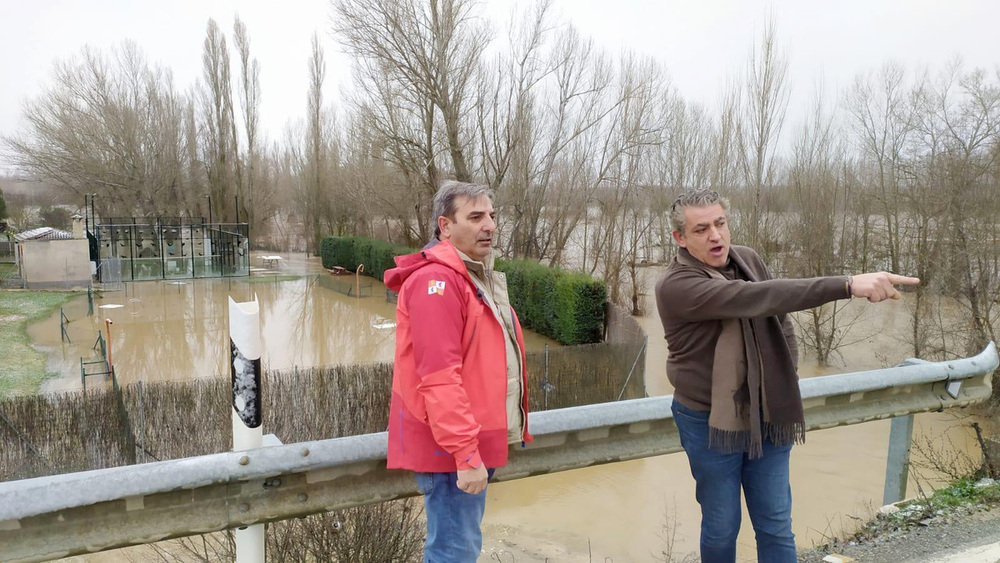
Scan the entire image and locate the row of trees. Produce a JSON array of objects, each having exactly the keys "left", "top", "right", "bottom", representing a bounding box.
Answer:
[
  {"left": 3, "top": 1, "right": 998, "bottom": 361},
  {"left": 4, "top": 17, "right": 277, "bottom": 235},
  {"left": 781, "top": 60, "right": 1000, "bottom": 362}
]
